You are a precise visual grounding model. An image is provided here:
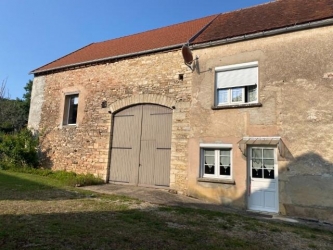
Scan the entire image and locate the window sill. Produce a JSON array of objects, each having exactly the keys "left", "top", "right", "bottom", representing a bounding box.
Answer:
[
  {"left": 62, "top": 124, "right": 77, "bottom": 128},
  {"left": 211, "top": 103, "right": 262, "bottom": 110},
  {"left": 197, "top": 177, "right": 235, "bottom": 185}
]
